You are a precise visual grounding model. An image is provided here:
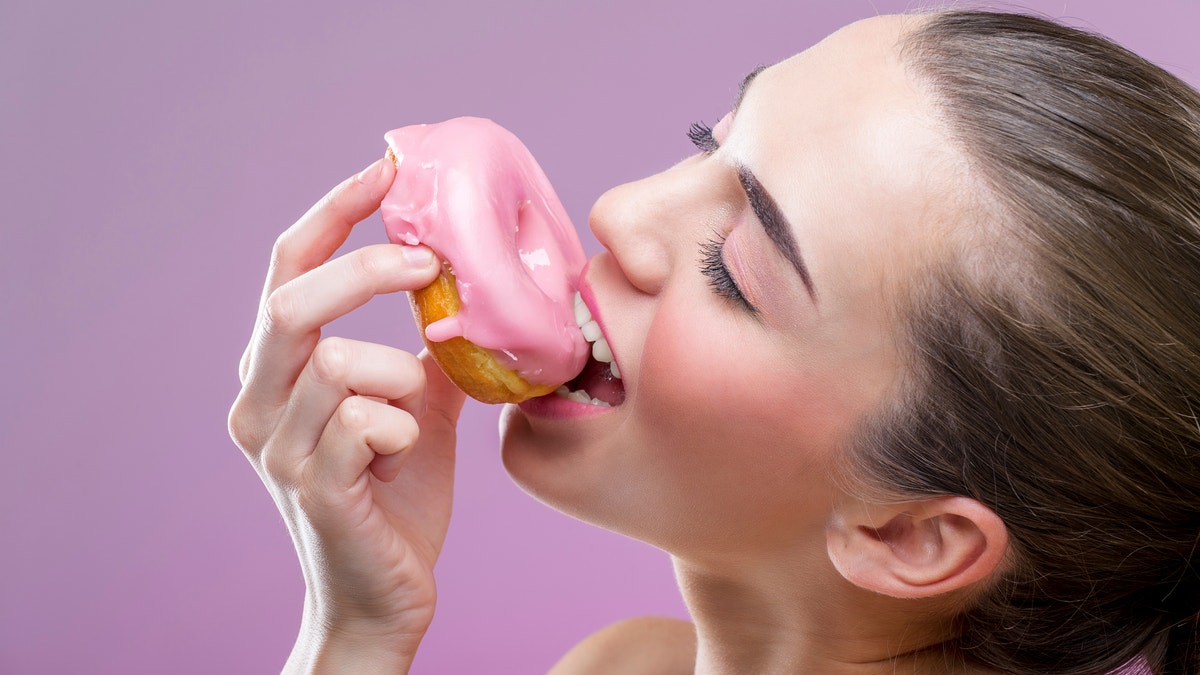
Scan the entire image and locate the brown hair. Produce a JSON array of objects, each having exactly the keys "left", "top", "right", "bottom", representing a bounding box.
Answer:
[{"left": 850, "top": 10, "right": 1200, "bottom": 675}]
